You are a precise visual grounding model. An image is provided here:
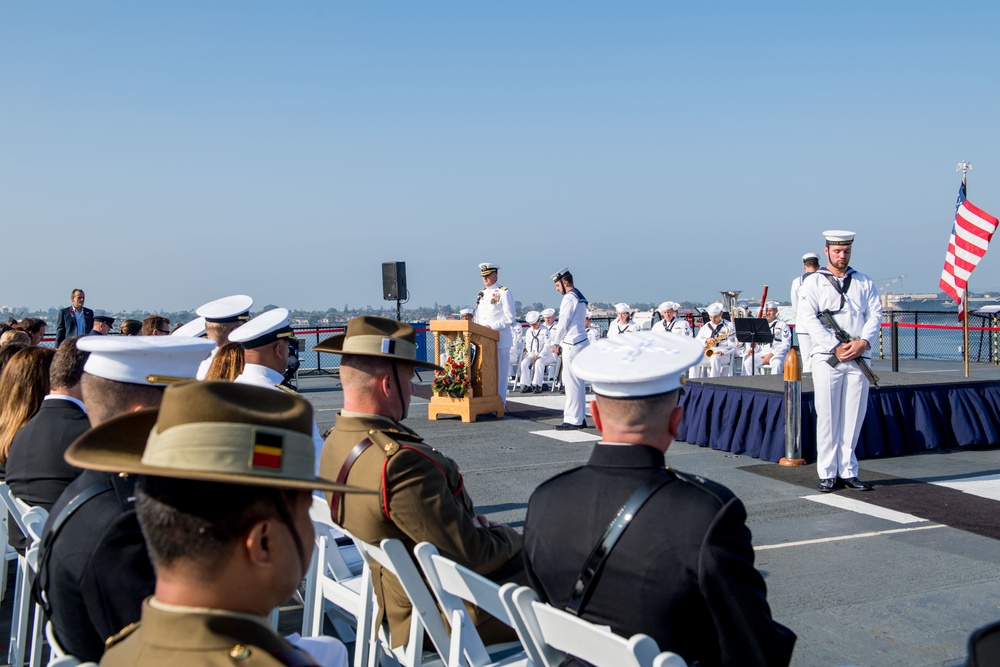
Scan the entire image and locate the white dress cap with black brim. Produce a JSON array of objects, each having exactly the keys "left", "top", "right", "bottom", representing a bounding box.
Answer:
[
  {"left": 77, "top": 336, "right": 216, "bottom": 386},
  {"left": 479, "top": 263, "right": 499, "bottom": 276},
  {"left": 549, "top": 267, "right": 570, "bottom": 282},
  {"left": 822, "top": 230, "right": 856, "bottom": 245},
  {"left": 195, "top": 294, "right": 254, "bottom": 323},
  {"left": 573, "top": 331, "right": 704, "bottom": 398},
  {"left": 802, "top": 252, "right": 820, "bottom": 261},
  {"left": 228, "top": 308, "right": 293, "bottom": 349},
  {"left": 171, "top": 317, "right": 207, "bottom": 338}
]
